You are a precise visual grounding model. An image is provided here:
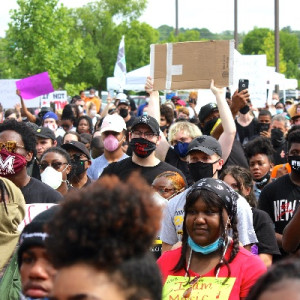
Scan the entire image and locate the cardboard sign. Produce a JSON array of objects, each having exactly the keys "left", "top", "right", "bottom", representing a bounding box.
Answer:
[
  {"left": 150, "top": 40, "right": 234, "bottom": 91},
  {"left": 163, "top": 275, "right": 235, "bottom": 300},
  {"left": 16, "top": 72, "right": 54, "bottom": 100}
]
